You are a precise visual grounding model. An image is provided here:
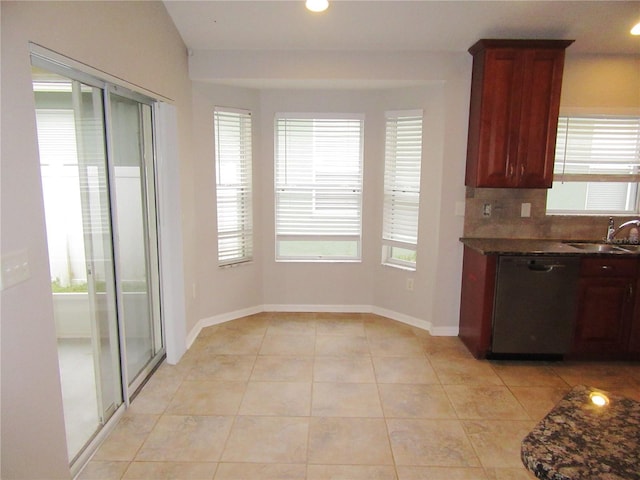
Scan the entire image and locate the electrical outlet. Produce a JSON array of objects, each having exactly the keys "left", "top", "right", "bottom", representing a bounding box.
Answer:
[
  {"left": 521, "top": 203, "right": 531, "bottom": 217},
  {"left": 406, "top": 278, "right": 414, "bottom": 291},
  {"left": 482, "top": 203, "right": 492, "bottom": 217}
]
